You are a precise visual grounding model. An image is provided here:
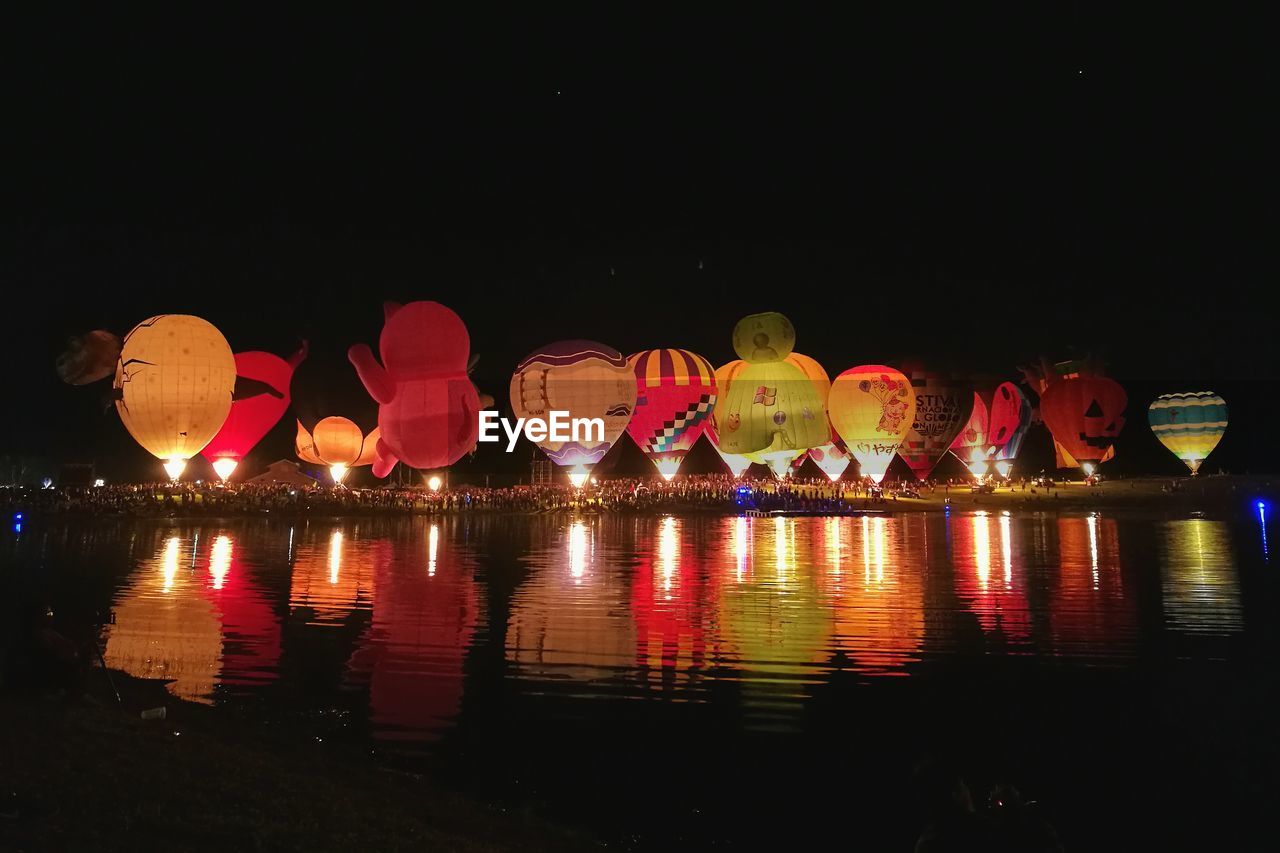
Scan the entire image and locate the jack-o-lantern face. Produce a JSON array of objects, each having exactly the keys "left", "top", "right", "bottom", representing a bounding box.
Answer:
[{"left": 1039, "top": 377, "right": 1127, "bottom": 466}]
